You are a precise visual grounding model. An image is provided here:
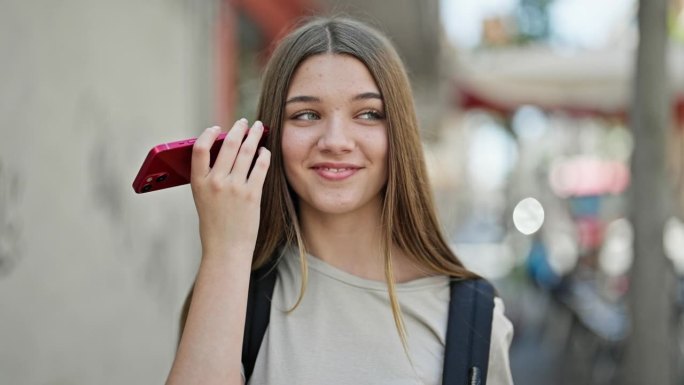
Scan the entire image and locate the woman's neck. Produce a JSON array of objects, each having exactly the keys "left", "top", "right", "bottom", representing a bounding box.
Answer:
[{"left": 298, "top": 201, "right": 425, "bottom": 282}]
